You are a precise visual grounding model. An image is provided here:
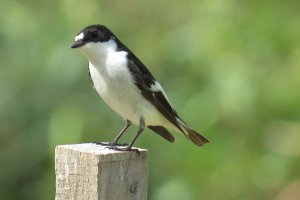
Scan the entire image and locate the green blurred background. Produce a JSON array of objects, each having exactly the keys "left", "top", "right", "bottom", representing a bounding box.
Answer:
[{"left": 1, "top": 0, "right": 300, "bottom": 199}]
